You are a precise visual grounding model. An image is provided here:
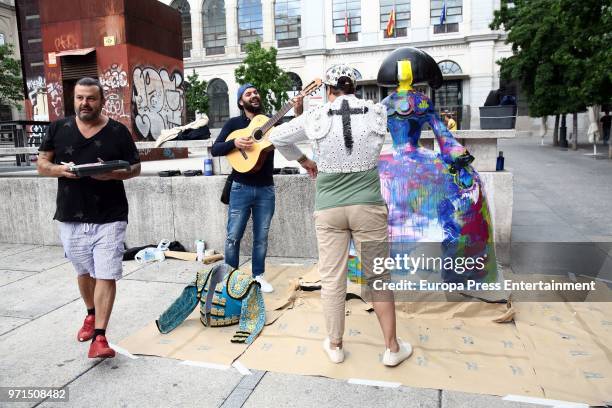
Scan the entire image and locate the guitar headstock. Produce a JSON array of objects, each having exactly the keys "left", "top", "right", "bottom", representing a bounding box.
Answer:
[{"left": 299, "top": 78, "right": 323, "bottom": 97}]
